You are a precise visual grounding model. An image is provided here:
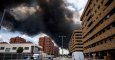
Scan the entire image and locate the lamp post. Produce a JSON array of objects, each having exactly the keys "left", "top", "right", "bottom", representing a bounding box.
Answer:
[{"left": 59, "top": 36, "right": 66, "bottom": 57}]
